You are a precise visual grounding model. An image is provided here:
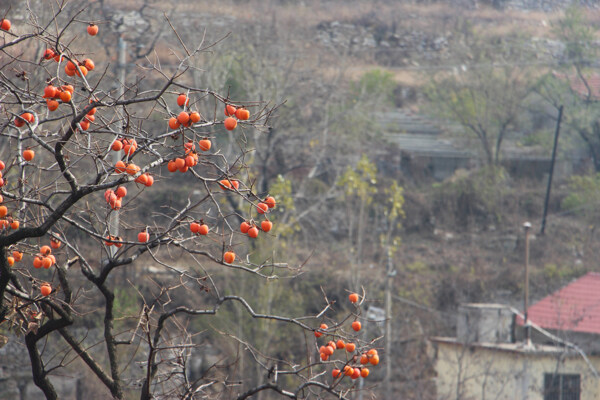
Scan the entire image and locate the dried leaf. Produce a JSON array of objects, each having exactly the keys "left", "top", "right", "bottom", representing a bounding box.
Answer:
[{"left": 26, "top": 322, "right": 39, "bottom": 335}]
